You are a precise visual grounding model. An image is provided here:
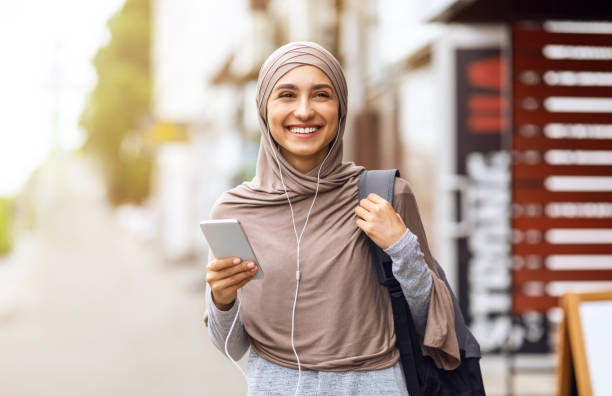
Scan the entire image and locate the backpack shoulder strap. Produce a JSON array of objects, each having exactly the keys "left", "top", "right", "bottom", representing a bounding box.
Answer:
[
  {"left": 358, "top": 169, "right": 423, "bottom": 396},
  {"left": 358, "top": 169, "right": 400, "bottom": 287},
  {"left": 358, "top": 169, "right": 399, "bottom": 203}
]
